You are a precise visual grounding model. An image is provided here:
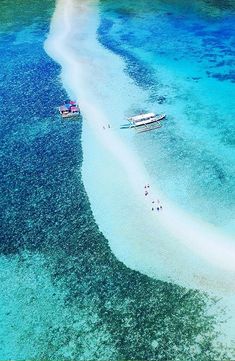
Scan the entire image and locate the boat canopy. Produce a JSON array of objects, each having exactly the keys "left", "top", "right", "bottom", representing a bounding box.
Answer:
[
  {"left": 60, "top": 101, "right": 79, "bottom": 112},
  {"left": 70, "top": 106, "right": 79, "bottom": 112},
  {"left": 128, "top": 112, "right": 156, "bottom": 122}
]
